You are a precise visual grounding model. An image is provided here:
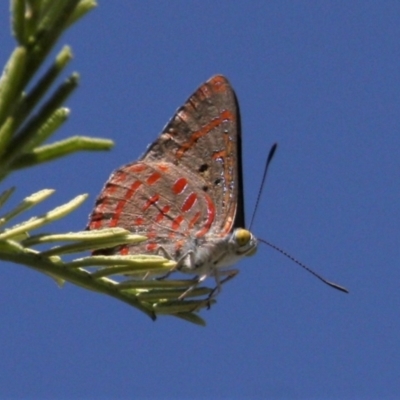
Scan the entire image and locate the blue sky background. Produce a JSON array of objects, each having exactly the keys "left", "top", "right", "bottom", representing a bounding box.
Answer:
[{"left": 1, "top": 2, "right": 399, "bottom": 399}]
